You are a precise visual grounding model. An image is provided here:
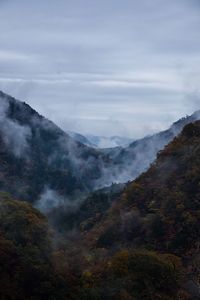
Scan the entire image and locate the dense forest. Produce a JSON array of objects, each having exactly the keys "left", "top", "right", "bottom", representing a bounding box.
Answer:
[{"left": 1, "top": 113, "right": 200, "bottom": 298}]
